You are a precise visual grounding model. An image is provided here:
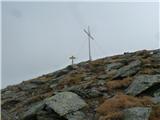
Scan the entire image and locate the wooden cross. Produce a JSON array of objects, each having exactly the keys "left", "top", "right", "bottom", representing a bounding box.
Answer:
[
  {"left": 84, "top": 26, "right": 94, "bottom": 61},
  {"left": 69, "top": 56, "right": 76, "bottom": 65}
]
